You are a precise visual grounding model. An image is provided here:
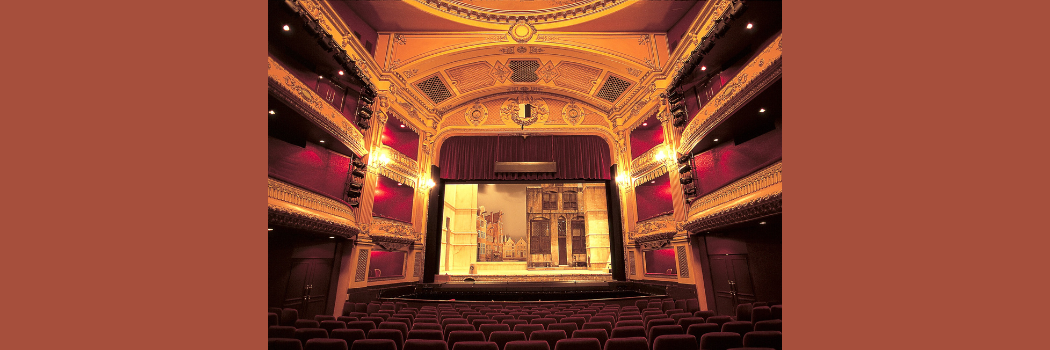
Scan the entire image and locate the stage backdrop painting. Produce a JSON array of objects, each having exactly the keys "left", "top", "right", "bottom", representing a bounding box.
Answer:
[{"left": 439, "top": 183, "right": 611, "bottom": 277}]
